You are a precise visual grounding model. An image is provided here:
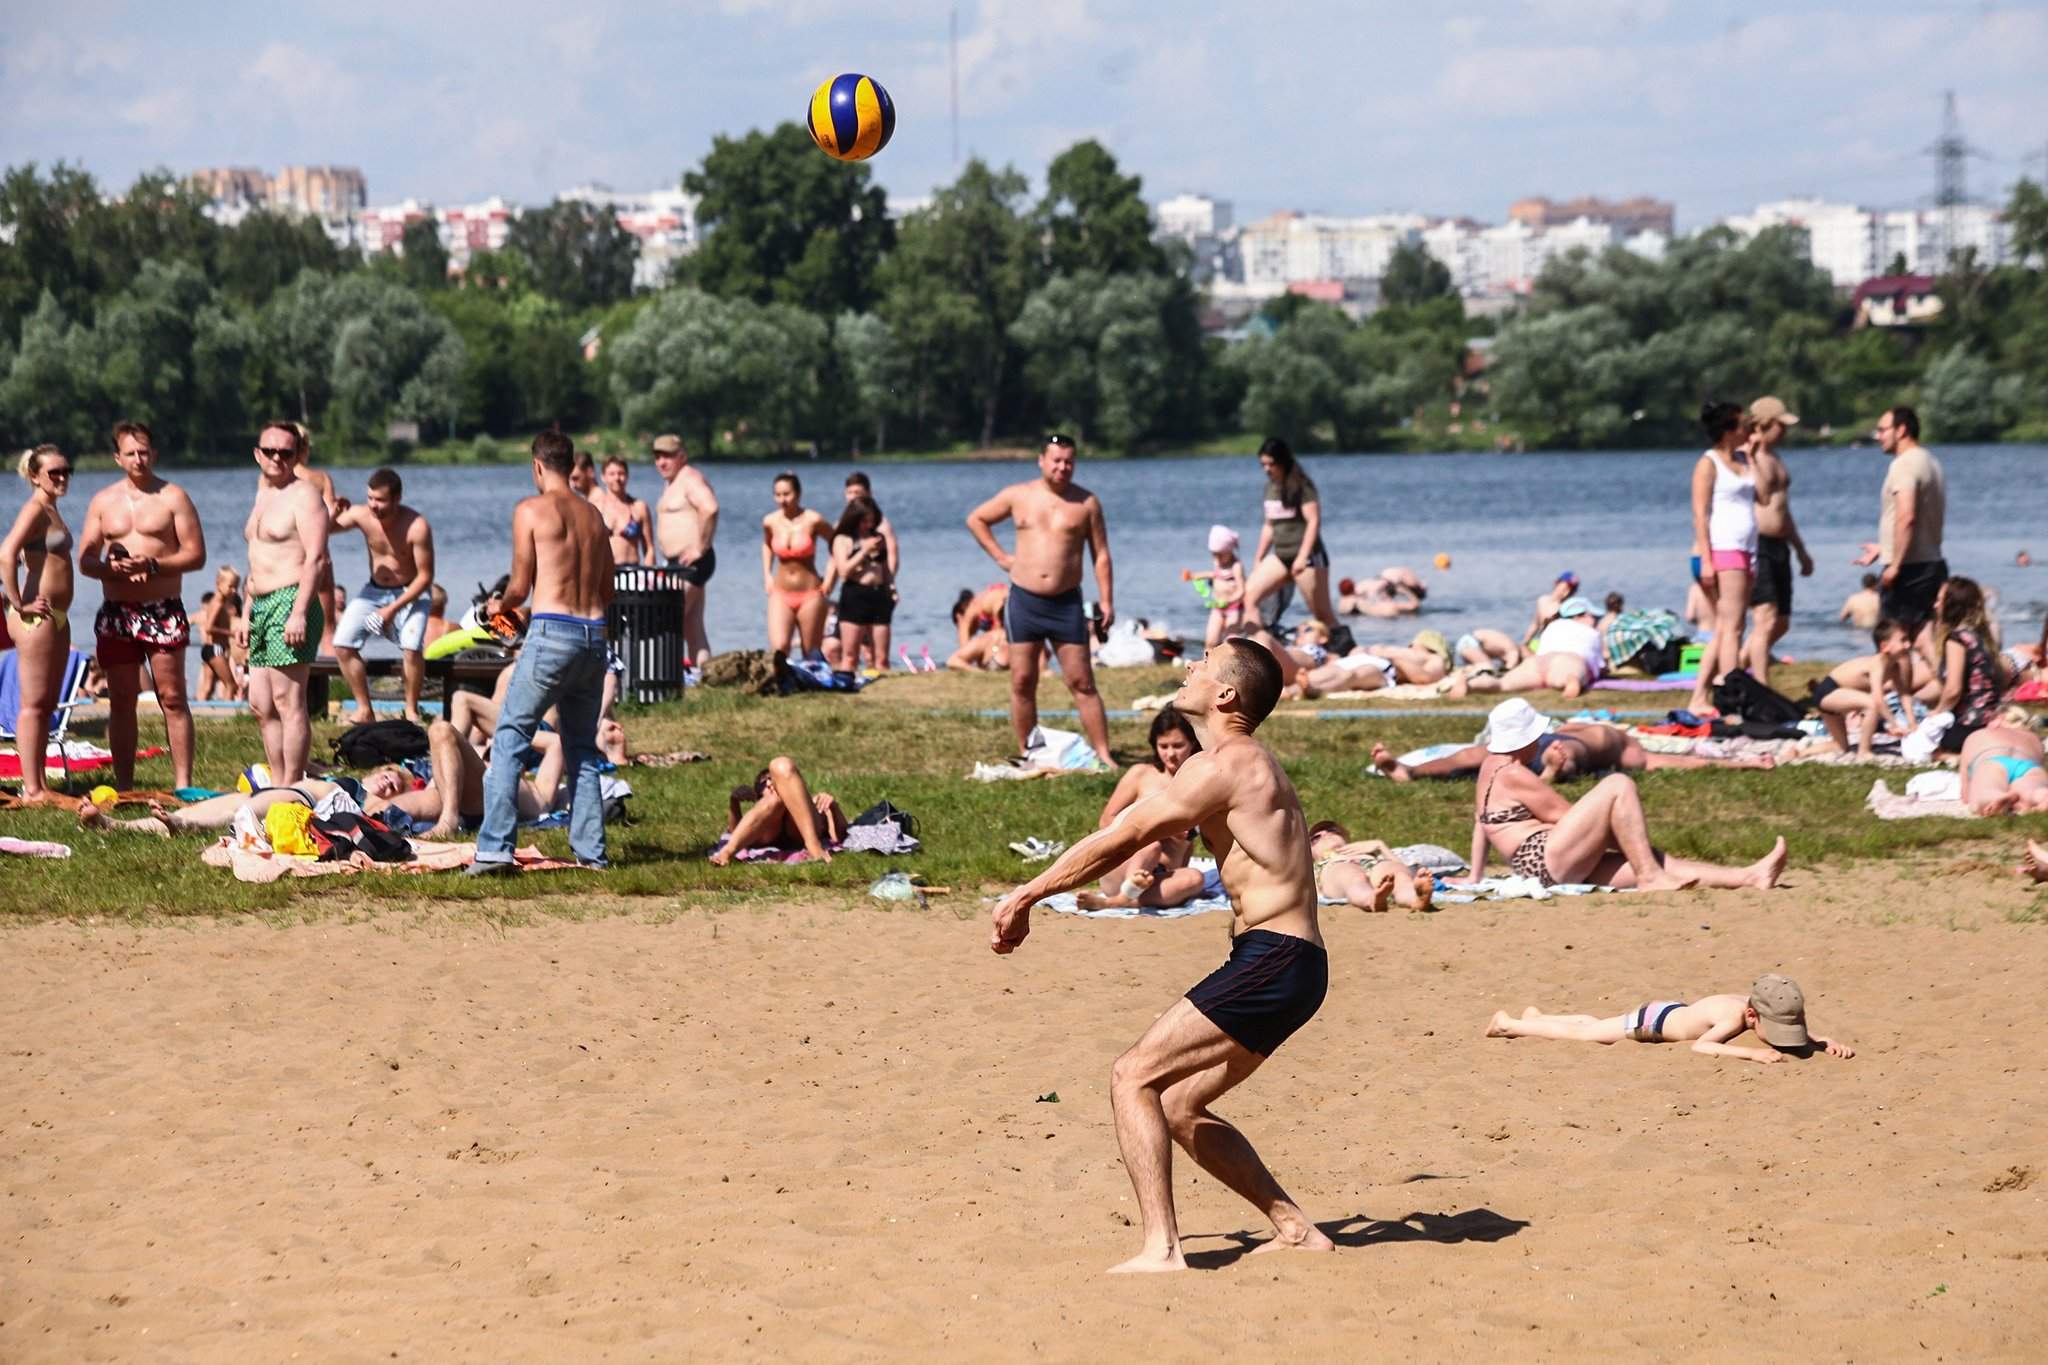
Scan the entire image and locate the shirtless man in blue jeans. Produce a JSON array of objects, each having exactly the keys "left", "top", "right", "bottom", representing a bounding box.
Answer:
[
  {"left": 468, "top": 429, "right": 615, "bottom": 875},
  {"left": 991, "top": 639, "right": 1332, "bottom": 1272}
]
